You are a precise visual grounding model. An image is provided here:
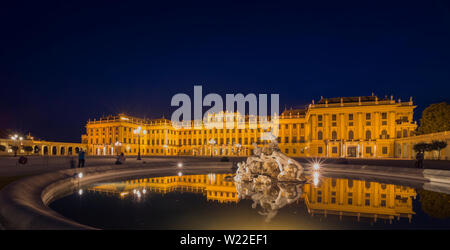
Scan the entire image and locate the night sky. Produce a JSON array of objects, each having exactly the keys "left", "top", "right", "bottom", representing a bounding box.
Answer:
[{"left": 1, "top": 0, "right": 450, "bottom": 142}]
